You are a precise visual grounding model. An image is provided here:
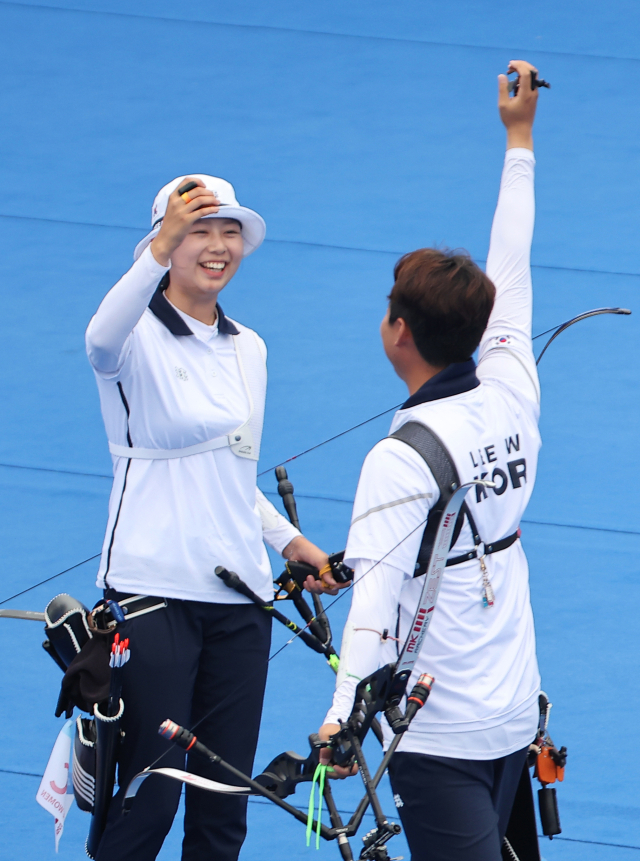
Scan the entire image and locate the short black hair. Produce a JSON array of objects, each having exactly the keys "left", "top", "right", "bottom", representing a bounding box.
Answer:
[{"left": 388, "top": 248, "right": 496, "bottom": 366}]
